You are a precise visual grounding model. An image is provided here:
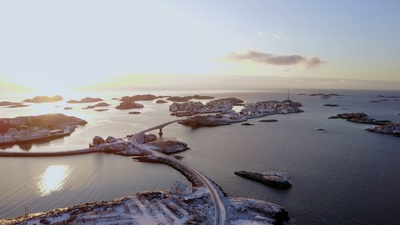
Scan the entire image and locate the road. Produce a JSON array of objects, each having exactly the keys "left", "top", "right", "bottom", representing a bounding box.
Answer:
[{"left": 131, "top": 120, "right": 226, "bottom": 225}]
